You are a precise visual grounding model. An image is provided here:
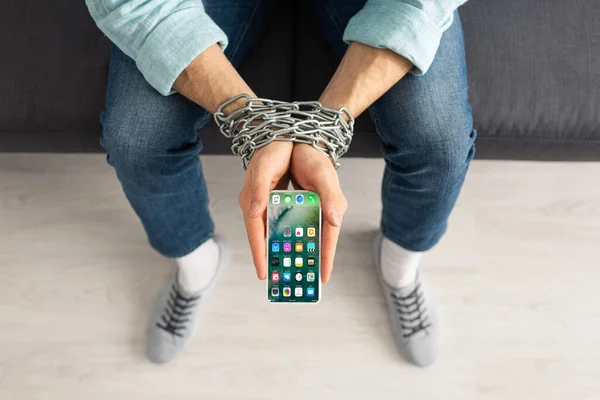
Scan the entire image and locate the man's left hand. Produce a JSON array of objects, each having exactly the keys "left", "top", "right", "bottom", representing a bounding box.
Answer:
[{"left": 290, "top": 144, "right": 348, "bottom": 284}]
